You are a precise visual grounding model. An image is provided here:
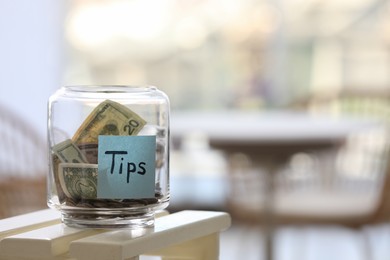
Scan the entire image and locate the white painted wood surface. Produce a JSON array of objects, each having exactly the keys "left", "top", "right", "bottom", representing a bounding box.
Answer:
[
  {"left": 0, "top": 209, "right": 61, "bottom": 239},
  {"left": 0, "top": 209, "right": 231, "bottom": 260}
]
